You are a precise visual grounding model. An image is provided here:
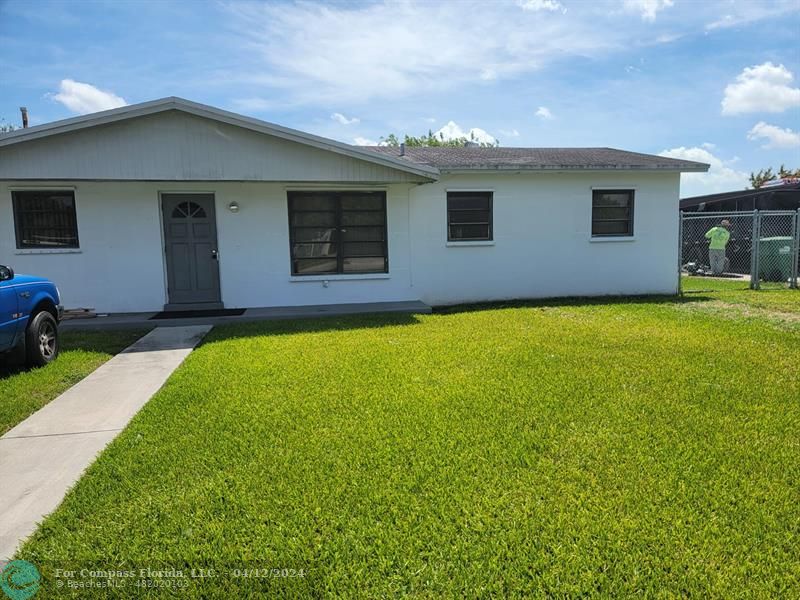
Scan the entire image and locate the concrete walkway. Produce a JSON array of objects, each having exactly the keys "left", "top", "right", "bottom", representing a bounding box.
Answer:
[
  {"left": 60, "top": 300, "right": 432, "bottom": 330},
  {"left": 0, "top": 325, "right": 211, "bottom": 560}
]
